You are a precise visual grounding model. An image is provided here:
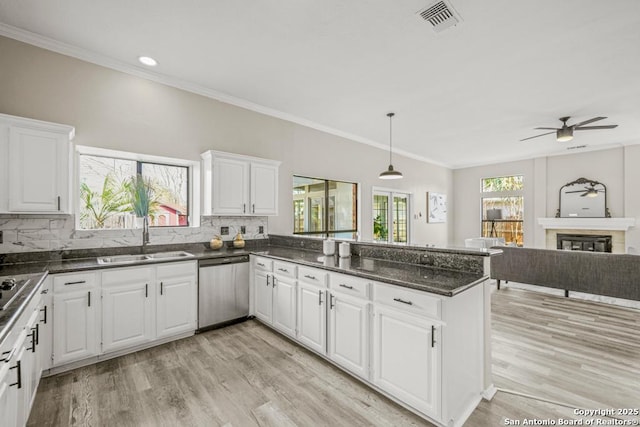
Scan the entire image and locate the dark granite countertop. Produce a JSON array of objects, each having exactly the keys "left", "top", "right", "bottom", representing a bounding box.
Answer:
[
  {"left": 254, "top": 246, "right": 487, "bottom": 297},
  {"left": 0, "top": 271, "right": 47, "bottom": 347}
]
